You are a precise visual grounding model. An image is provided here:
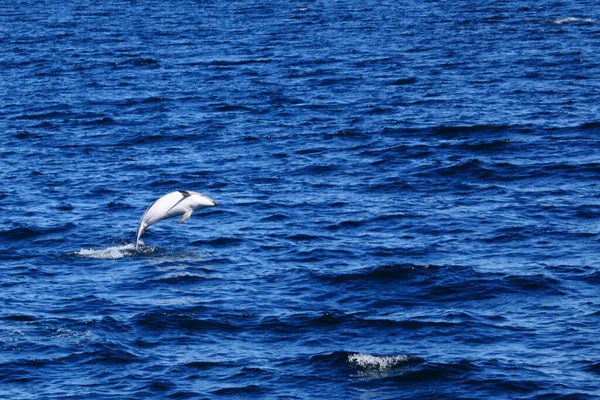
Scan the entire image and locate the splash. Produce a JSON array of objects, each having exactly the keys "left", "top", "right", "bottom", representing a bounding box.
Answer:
[{"left": 75, "top": 243, "right": 154, "bottom": 259}]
